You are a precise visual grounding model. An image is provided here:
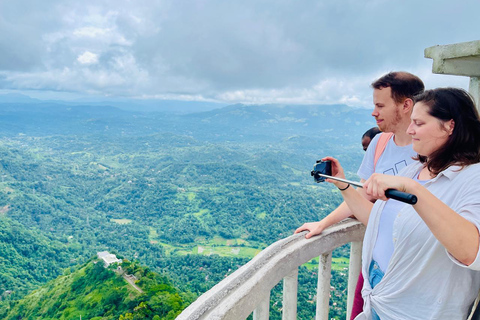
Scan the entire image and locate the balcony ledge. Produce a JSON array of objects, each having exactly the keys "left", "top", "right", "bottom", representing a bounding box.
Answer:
[{"left": 176, "top": 218, "right": 365, "bottom": 320}]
